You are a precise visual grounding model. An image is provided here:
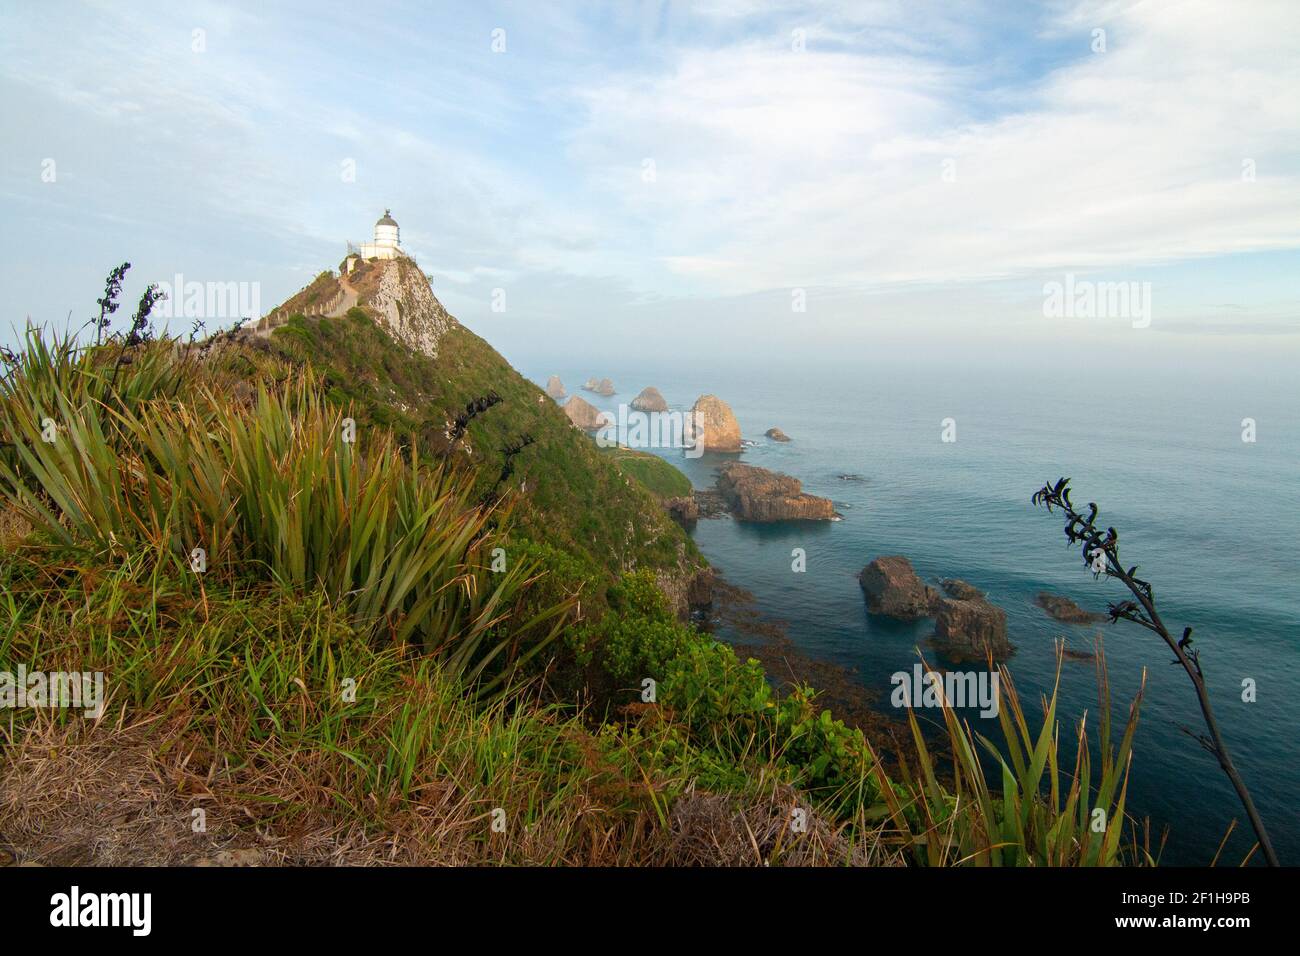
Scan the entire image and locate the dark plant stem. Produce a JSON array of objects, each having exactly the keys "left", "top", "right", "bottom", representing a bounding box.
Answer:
[
  {"left": 1105, "top": 558, "right": 1278, "bottom": 867},
  {"left": 1033, "top": 479, "right": 1278, "bottom": 866}
]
